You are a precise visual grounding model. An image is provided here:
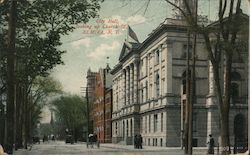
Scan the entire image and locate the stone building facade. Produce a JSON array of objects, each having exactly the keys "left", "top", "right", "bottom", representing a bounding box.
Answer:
[
  {"left": 111, "top": 16, "right": 248, "bottom": 147},
  {"left": 105, "top": 88, "right": 113, "bottom": 143}
]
